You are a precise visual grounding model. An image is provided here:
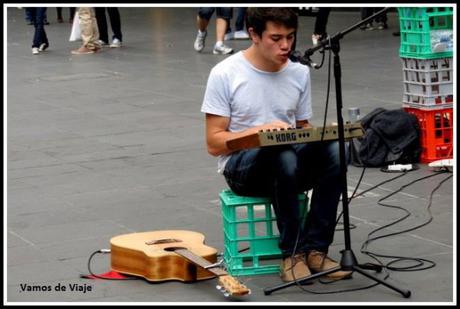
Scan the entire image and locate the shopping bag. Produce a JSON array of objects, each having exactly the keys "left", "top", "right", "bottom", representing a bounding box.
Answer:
[{"left": 69, "top": 13, "right": 81, "bottom": 41}]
